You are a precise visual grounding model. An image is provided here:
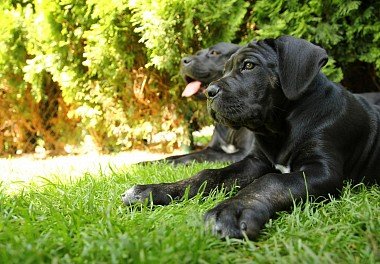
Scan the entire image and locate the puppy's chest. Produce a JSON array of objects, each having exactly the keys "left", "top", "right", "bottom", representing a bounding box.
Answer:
[
  {"left": 267, "top": 132, "right": 313, "bottom": 173},
  {"left": 272, "top": 149, "right": 292, "bottom": 173},
  {"left": 260, "top": 136, "right": 295, "bottom": 172},
  {"left": 274, "top": 164, "right": 291, "bottom": 174}
]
